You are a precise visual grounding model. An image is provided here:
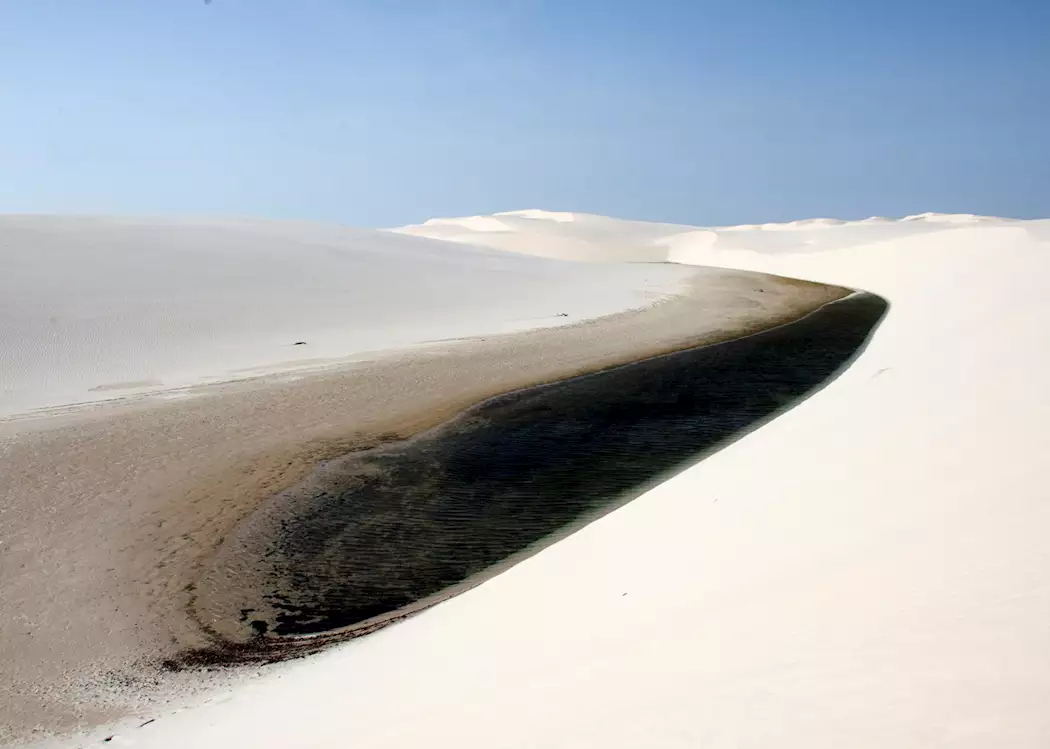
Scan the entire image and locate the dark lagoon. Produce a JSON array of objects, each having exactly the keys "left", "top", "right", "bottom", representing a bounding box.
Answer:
[{"left": 183, "top": 292, "right": 886, "bottom": 665}]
